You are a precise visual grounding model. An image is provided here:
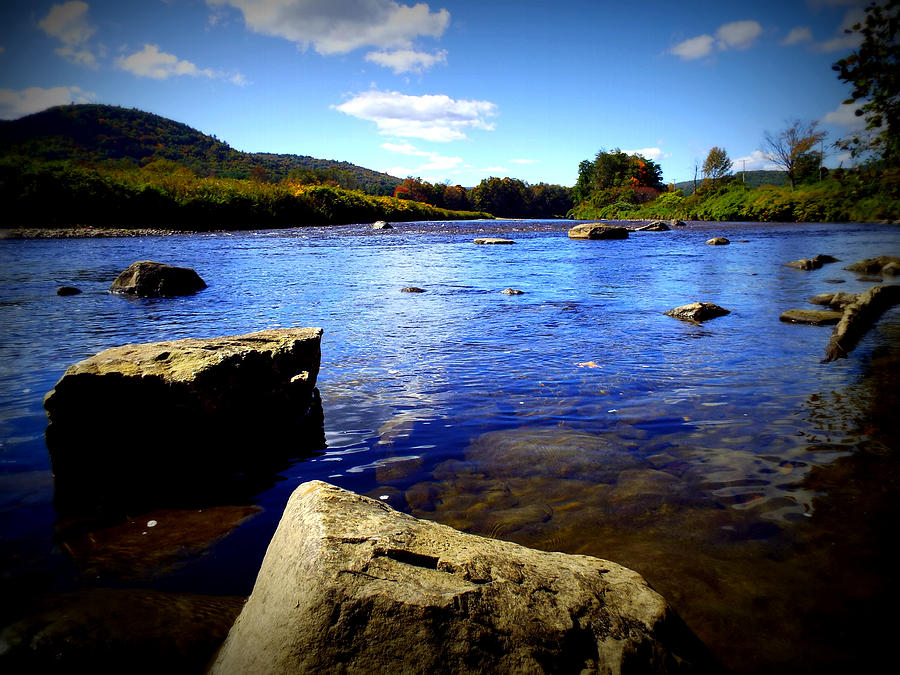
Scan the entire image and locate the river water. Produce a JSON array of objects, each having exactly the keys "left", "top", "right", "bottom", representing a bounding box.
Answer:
[{"left": 1, "top": 220, "right": 899, "bottom": 672}]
